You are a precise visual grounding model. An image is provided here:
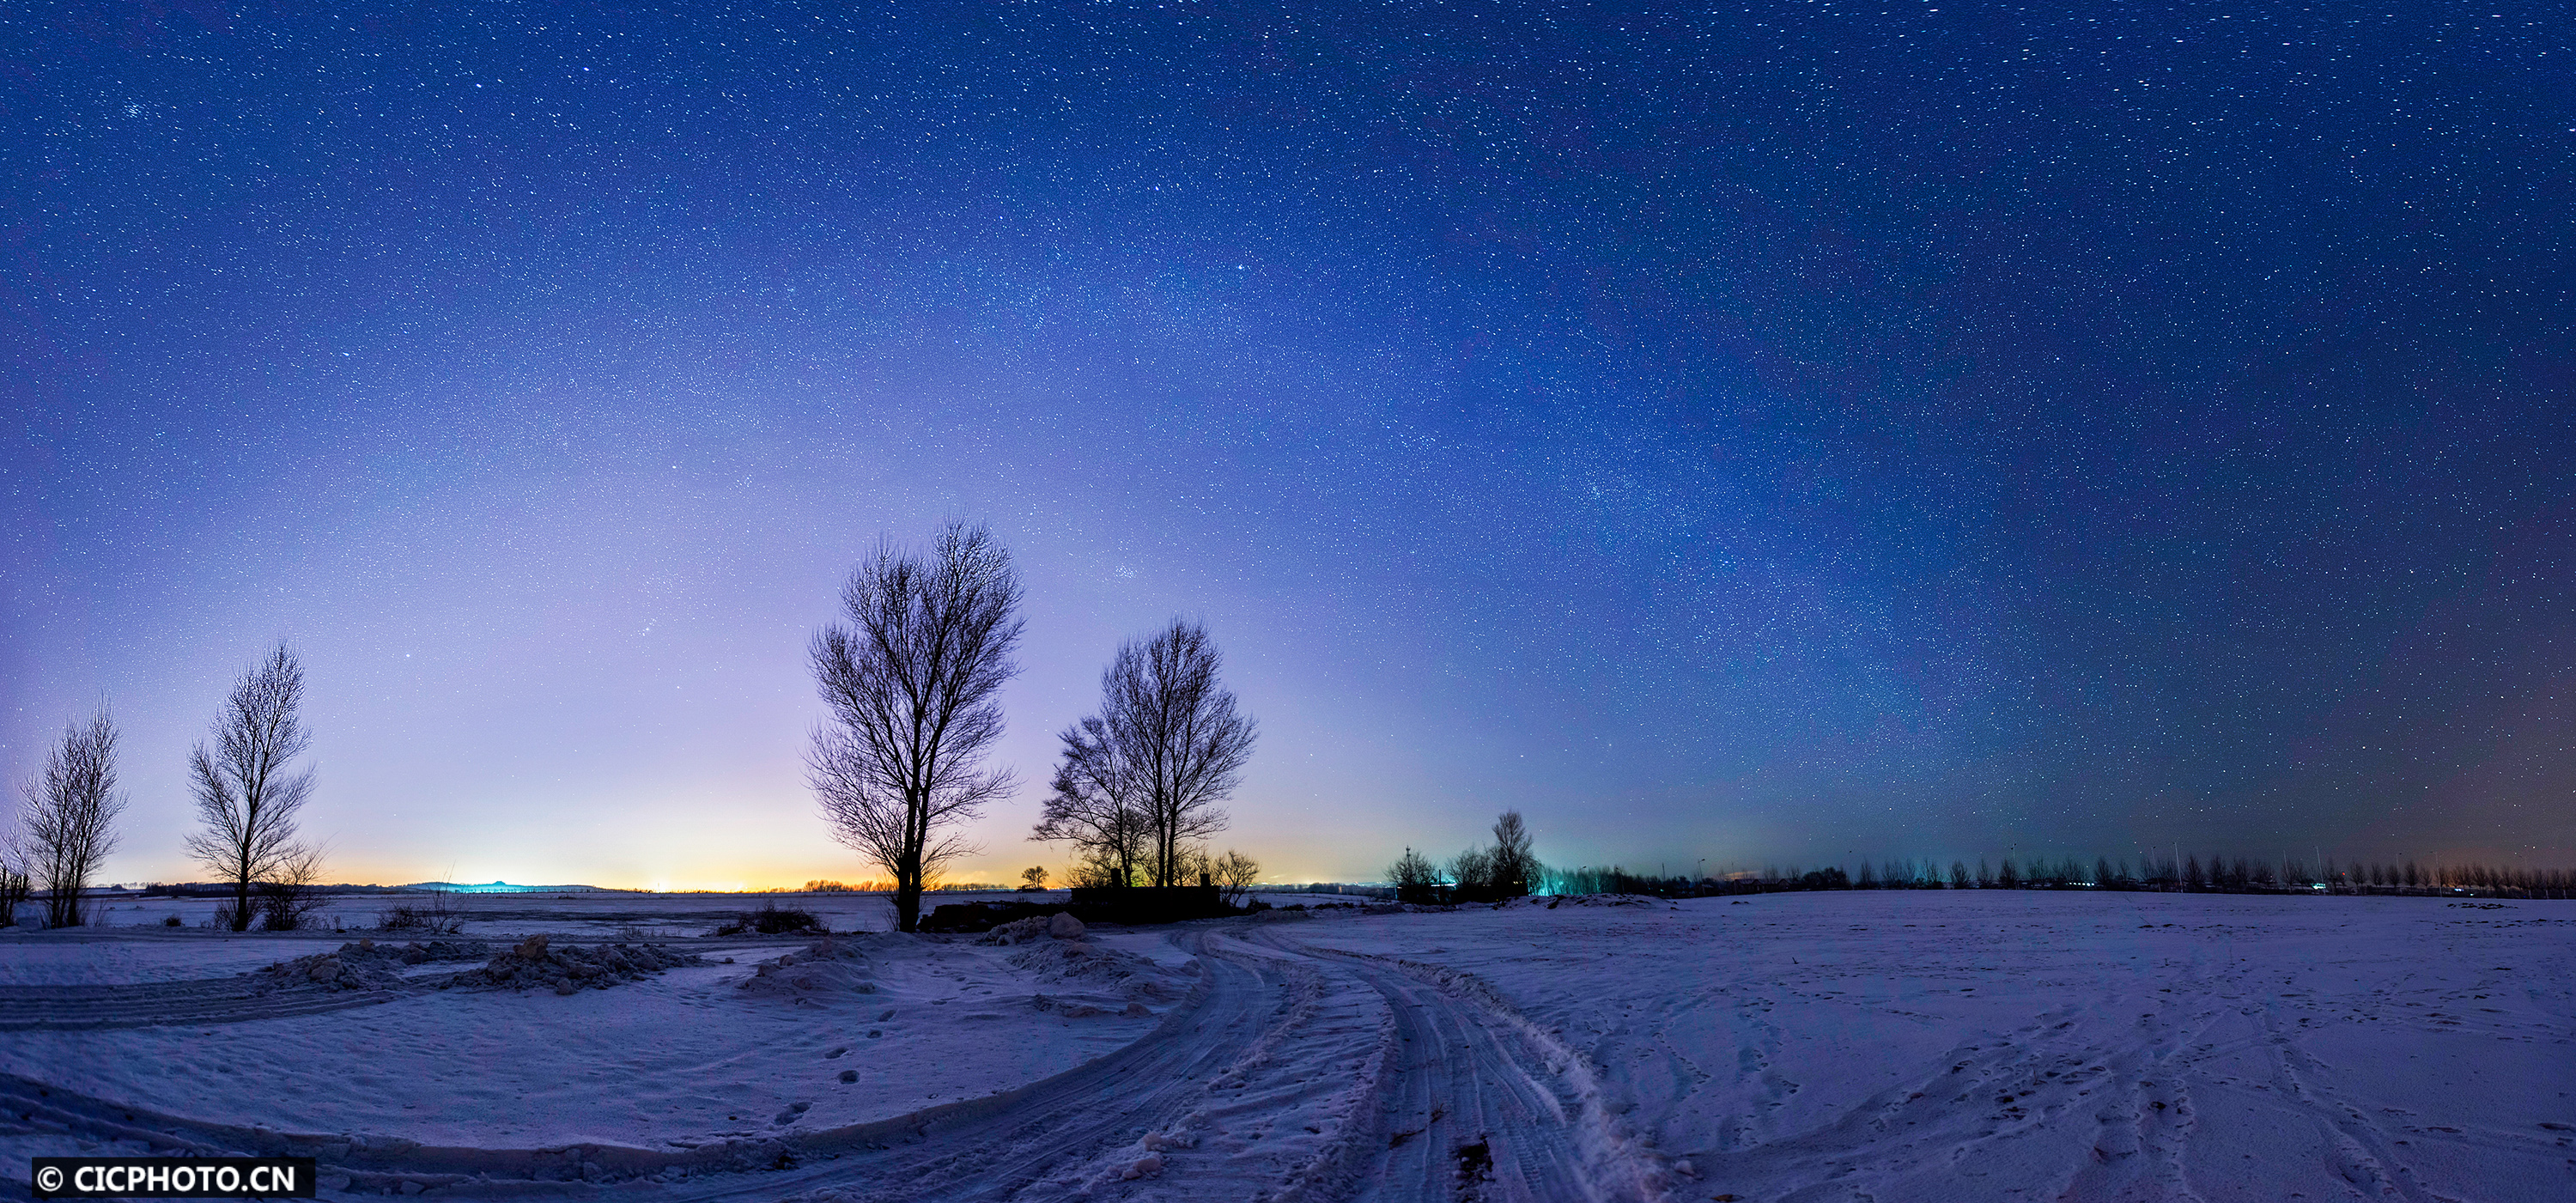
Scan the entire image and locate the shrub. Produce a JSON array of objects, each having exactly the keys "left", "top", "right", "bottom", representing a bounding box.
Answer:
[
  {"left": 162, "top": 914, "right": 183, "bottom": 927},
  {"left": 380, "top": 892, "right": 465, "bottom": 935},
  {"left": 258, "top": 879, "right": 331, "bottom": 931},
  {"left": 715, "top": 902, "right": 824, "bottom": 936}
]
